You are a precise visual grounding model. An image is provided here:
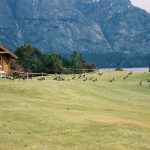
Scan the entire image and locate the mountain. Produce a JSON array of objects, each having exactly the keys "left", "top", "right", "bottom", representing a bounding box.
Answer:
[
  {"left": 0, "top": 0, "right": 150, "bottom": 67},
  {"left": 75, "top": 0, "right": 150, "bottom": 54},
  {"left": 0, "top": 0, "right": 111, "bottom": 54}
]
